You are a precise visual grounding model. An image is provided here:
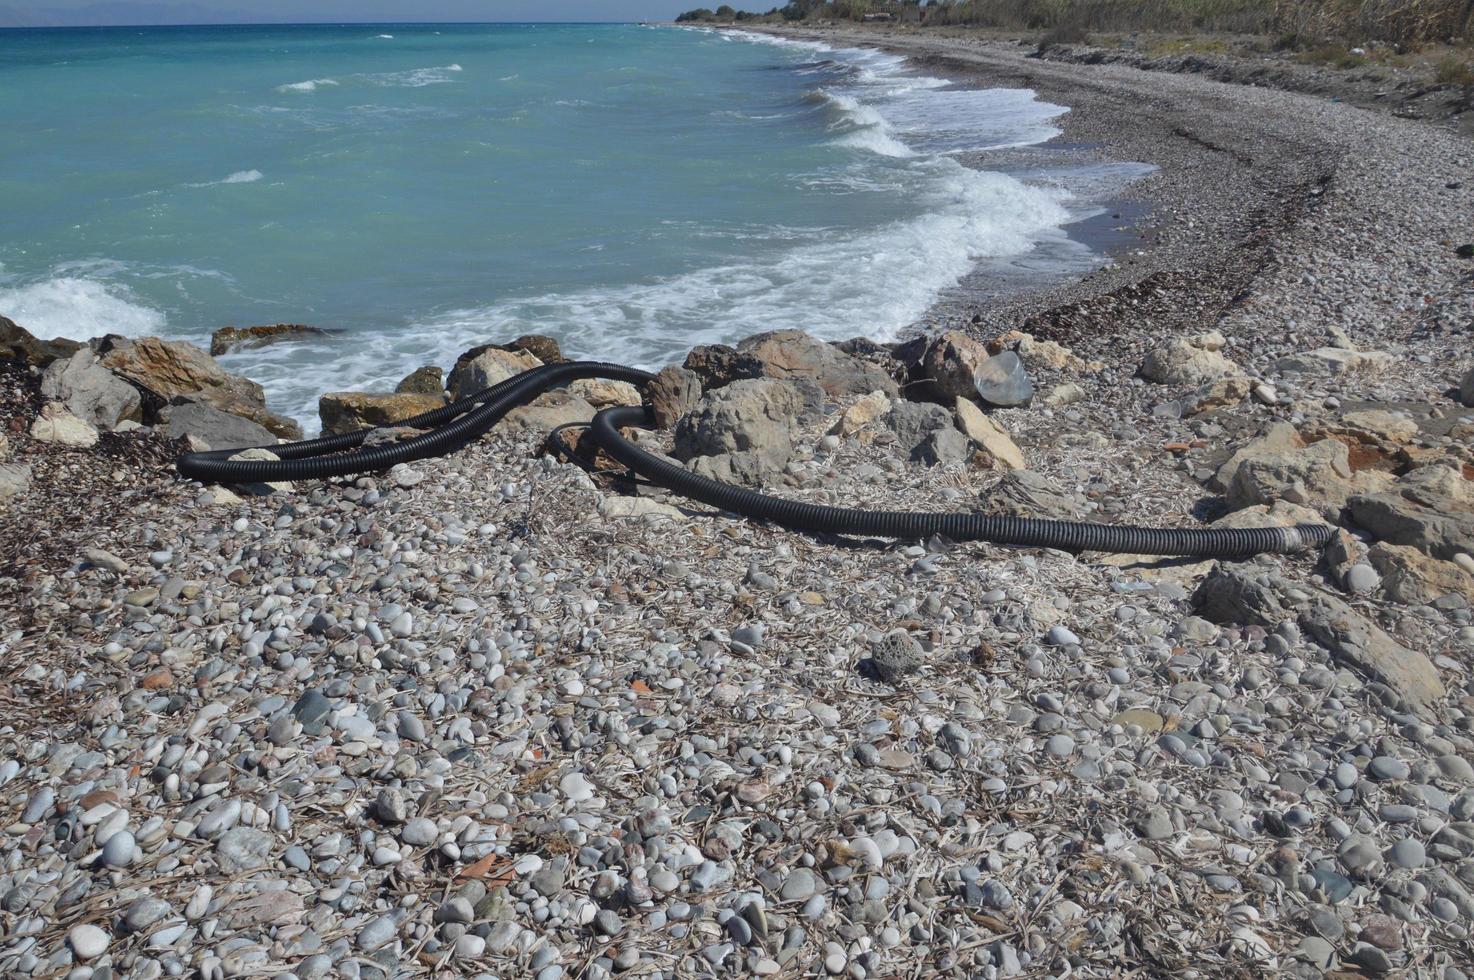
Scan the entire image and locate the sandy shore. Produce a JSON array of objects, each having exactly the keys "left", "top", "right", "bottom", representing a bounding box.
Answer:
[{"left": 1, "top": 27, "right": 1473, "bottom": 980}]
